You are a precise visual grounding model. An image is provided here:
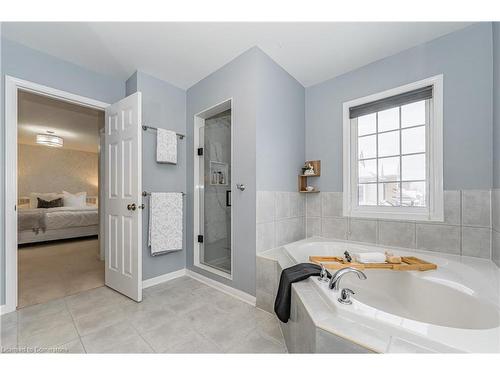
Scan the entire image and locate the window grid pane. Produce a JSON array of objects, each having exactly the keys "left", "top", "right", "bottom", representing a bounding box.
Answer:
[{"left": 357, "top": 101, "right": 427, "bottom": 207}]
